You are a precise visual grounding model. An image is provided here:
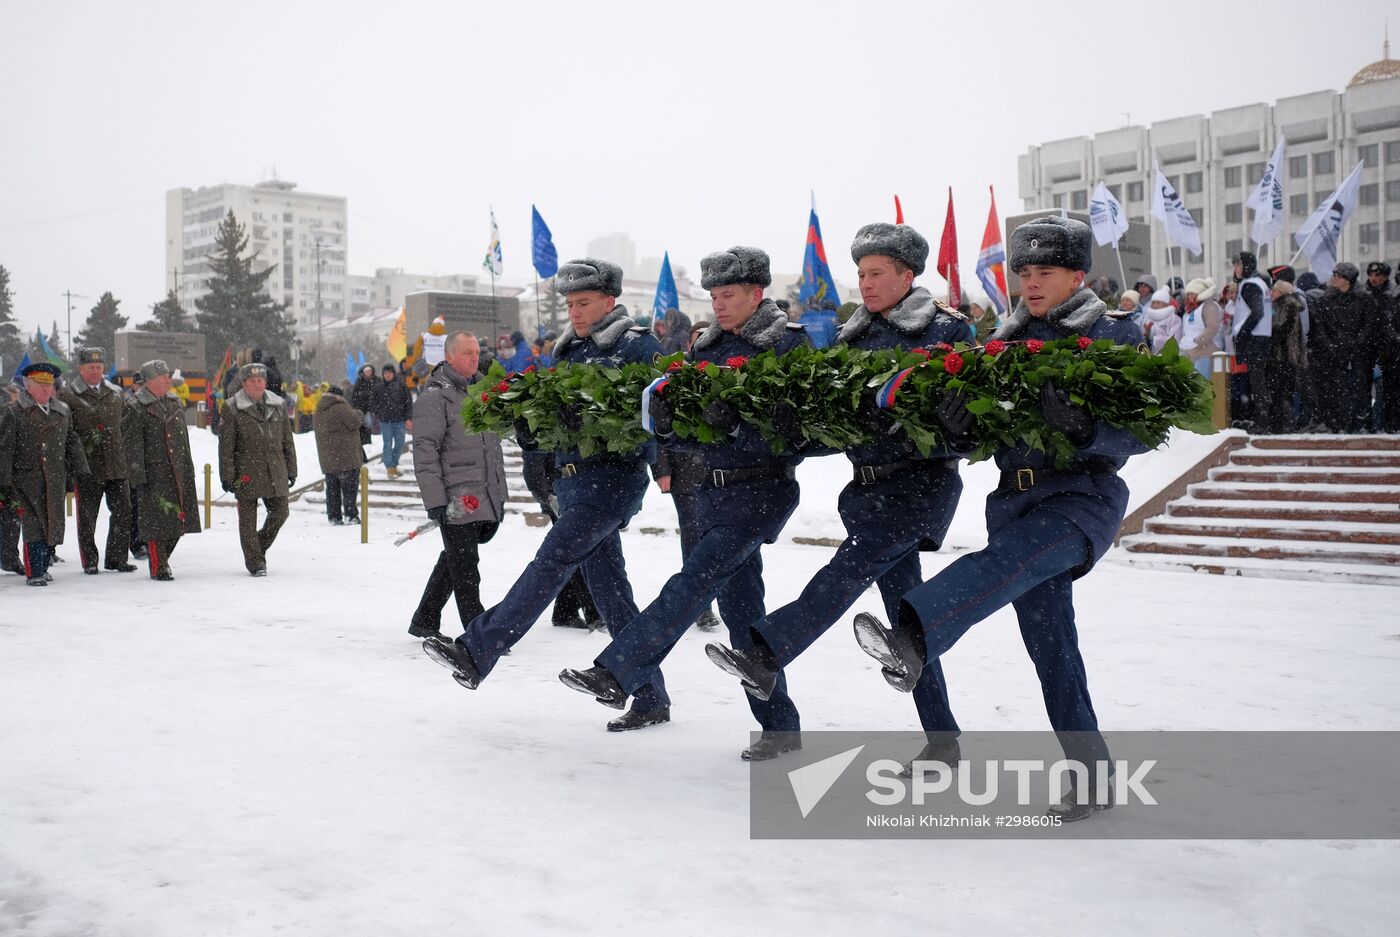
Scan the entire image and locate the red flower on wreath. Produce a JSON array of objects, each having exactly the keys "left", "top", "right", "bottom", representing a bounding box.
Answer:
[
  {"left": 494, "top": 381, "right": 510, "bottom": 393},
  {"left": 667, "top": 360, "right": 685, "bottom": 372},
  {"left": 696, "top": 360, "right": 713, "bottom": 371},
  {"left": 548, "top": 367, "right": 557, "bottom": 372},
  {"left": 460, "top": 494, "right": 480, "bottom": 512},
  {"left": 481, "top": 392, "right": 490, "bottom": 403},
  {"left": 240, "top": 474, "right": 251, "bottom": 484},
  {"left": 178, "top": 511, "right": 186, "bottom": 522},
  {"left": 911, "top": 347, "right": 932, "bottom": 358},
  {"left": 1077, "top": 336, "right": 1093, "bottom": 351},
  {"left": 524, "top": 364, "right": 537, "bottom": 374},
  {"left": 983, "top": 340, "right": 1006, "bottom": 357},
  {"left": 1026, "top": 339, "right": 1045, "bottom": 354},
  {"left": 933, "top": 343, "right": 954, "bottom": 351},
  {"left": 943, "top": 352, "right": 965, "bottom": 375},
  {"left": 725, "top": 356, "right": 748, "bottom": 369},
  {"left": 96, "top": 423, "right": 106, "bottom": 432}
]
